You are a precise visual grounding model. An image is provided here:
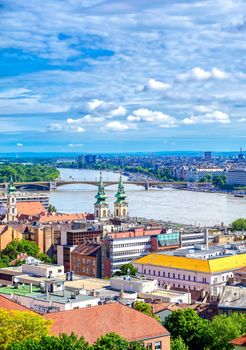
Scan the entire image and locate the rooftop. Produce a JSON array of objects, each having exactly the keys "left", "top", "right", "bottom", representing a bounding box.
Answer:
[
  {"left": 16, "top": 201, "right": 46, "bottom": 217},
  {"left": 230, "top": 335, "right": 246, "bottom": 346},
  {"left": 45, "top": 303, "right": 169, "bottom": 343},
  {"left": 65, "top": 277, "right": 110, "bottom": 291},
  {"left": 134, "top": 252, "right": 246, "bottom": 273},
  {"left": 0, "top": 295, "right": 30, "bottom": 311},
  {"left": 218, "top": 284, "right": 246, "bottom": 310}
]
